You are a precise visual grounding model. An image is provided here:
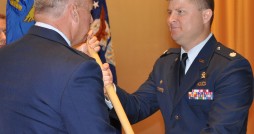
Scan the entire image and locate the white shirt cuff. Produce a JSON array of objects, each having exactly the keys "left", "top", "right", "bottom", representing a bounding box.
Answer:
[{"left": 105, "top": 84, "right": 116, "bottom": 109}]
